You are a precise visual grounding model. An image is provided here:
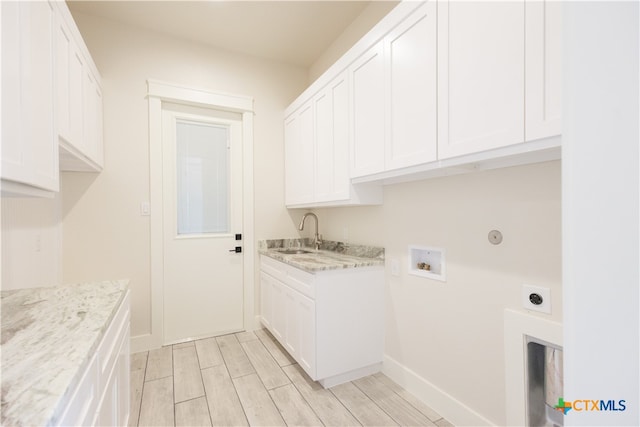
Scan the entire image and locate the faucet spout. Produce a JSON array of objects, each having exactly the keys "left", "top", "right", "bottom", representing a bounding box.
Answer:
[{"left": 298, "top": 212, "right": 322, "bottom": 250}]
